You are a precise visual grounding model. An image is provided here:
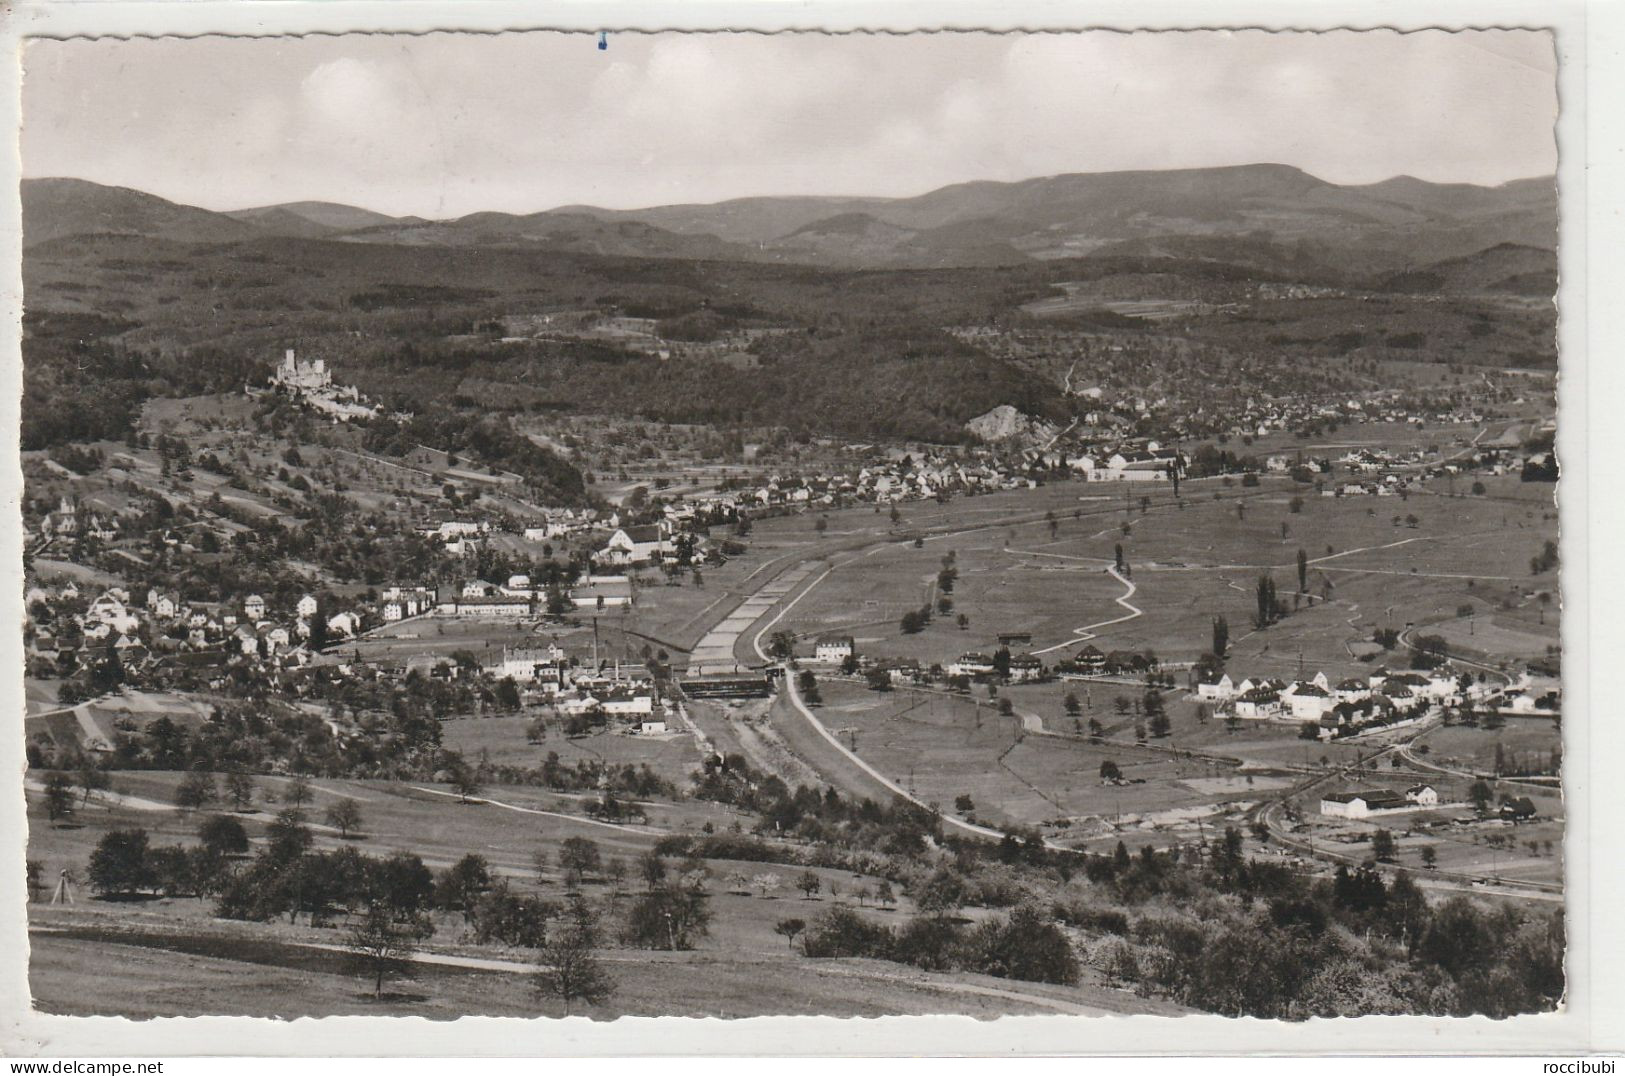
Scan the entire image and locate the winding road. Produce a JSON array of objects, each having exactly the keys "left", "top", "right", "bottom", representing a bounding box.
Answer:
[{"left": 1030, "top": 564, "right": 1142, "bottom": 656}]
